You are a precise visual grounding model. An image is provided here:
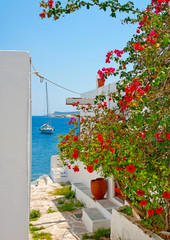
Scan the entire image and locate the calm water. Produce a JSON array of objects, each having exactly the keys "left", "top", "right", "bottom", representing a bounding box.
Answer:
[{"left": 32, "top": 116, "right": 73, "bottom": 181}]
